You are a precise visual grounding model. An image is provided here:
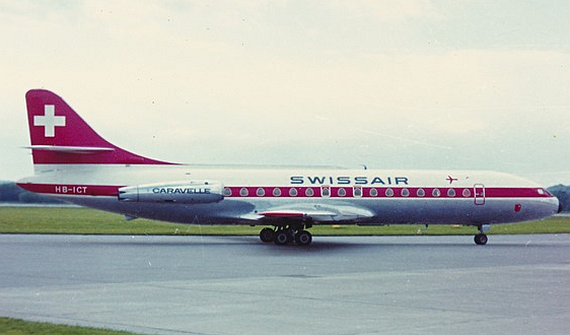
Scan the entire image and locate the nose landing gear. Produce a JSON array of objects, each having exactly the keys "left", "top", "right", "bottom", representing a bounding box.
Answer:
[
  {"left": 474, "top": 233, "right": 488, "bottom": 245},
  {"left": 474, "top": 225, "right": 489, "bottom": 245}
]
